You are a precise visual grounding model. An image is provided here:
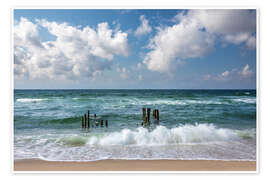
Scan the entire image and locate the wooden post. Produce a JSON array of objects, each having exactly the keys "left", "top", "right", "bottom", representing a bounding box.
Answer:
[
  {"left": 142, "top": 108, "right": 146, "bottom": 126},
  {"left": 84, "top": 114, "right": 87, "bottom": 128},
  {"left": 94, "top": 114, "right": 97, "bottom": 127},
  {"left": 100, "top": 120, "right": 104, "bottom": 127},
  {"left": 156, "top": 109, "right": 159, "bottom": 125},
  {"left": 105, "top": 120, "right": 108, "bottom": 128},
  {"left": 87, "top": 110, "right": 90, "bottom": 128},
  {"left": 95, "top": 121, "right": 99, "bottom": 127},
  {"left": 147, "top": 108, "right": 151, "bottom": 125}
]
